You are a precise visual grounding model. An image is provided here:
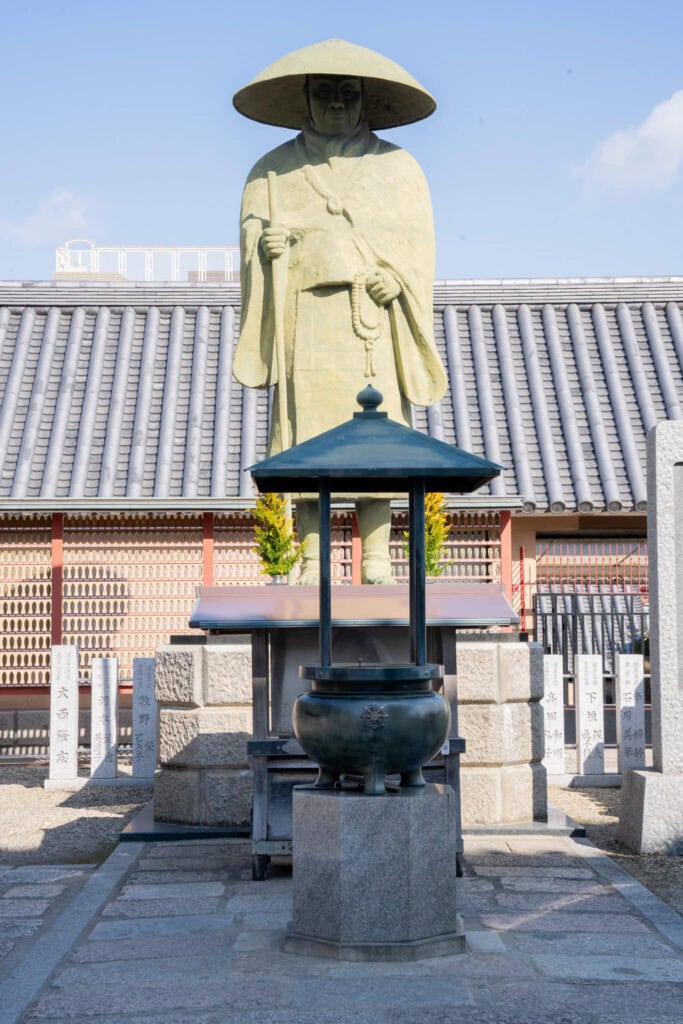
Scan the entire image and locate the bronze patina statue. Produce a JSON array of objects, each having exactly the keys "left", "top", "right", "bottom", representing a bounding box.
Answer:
[{"left": 233, "top": 39, "right": 447, "bottom": 583}]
